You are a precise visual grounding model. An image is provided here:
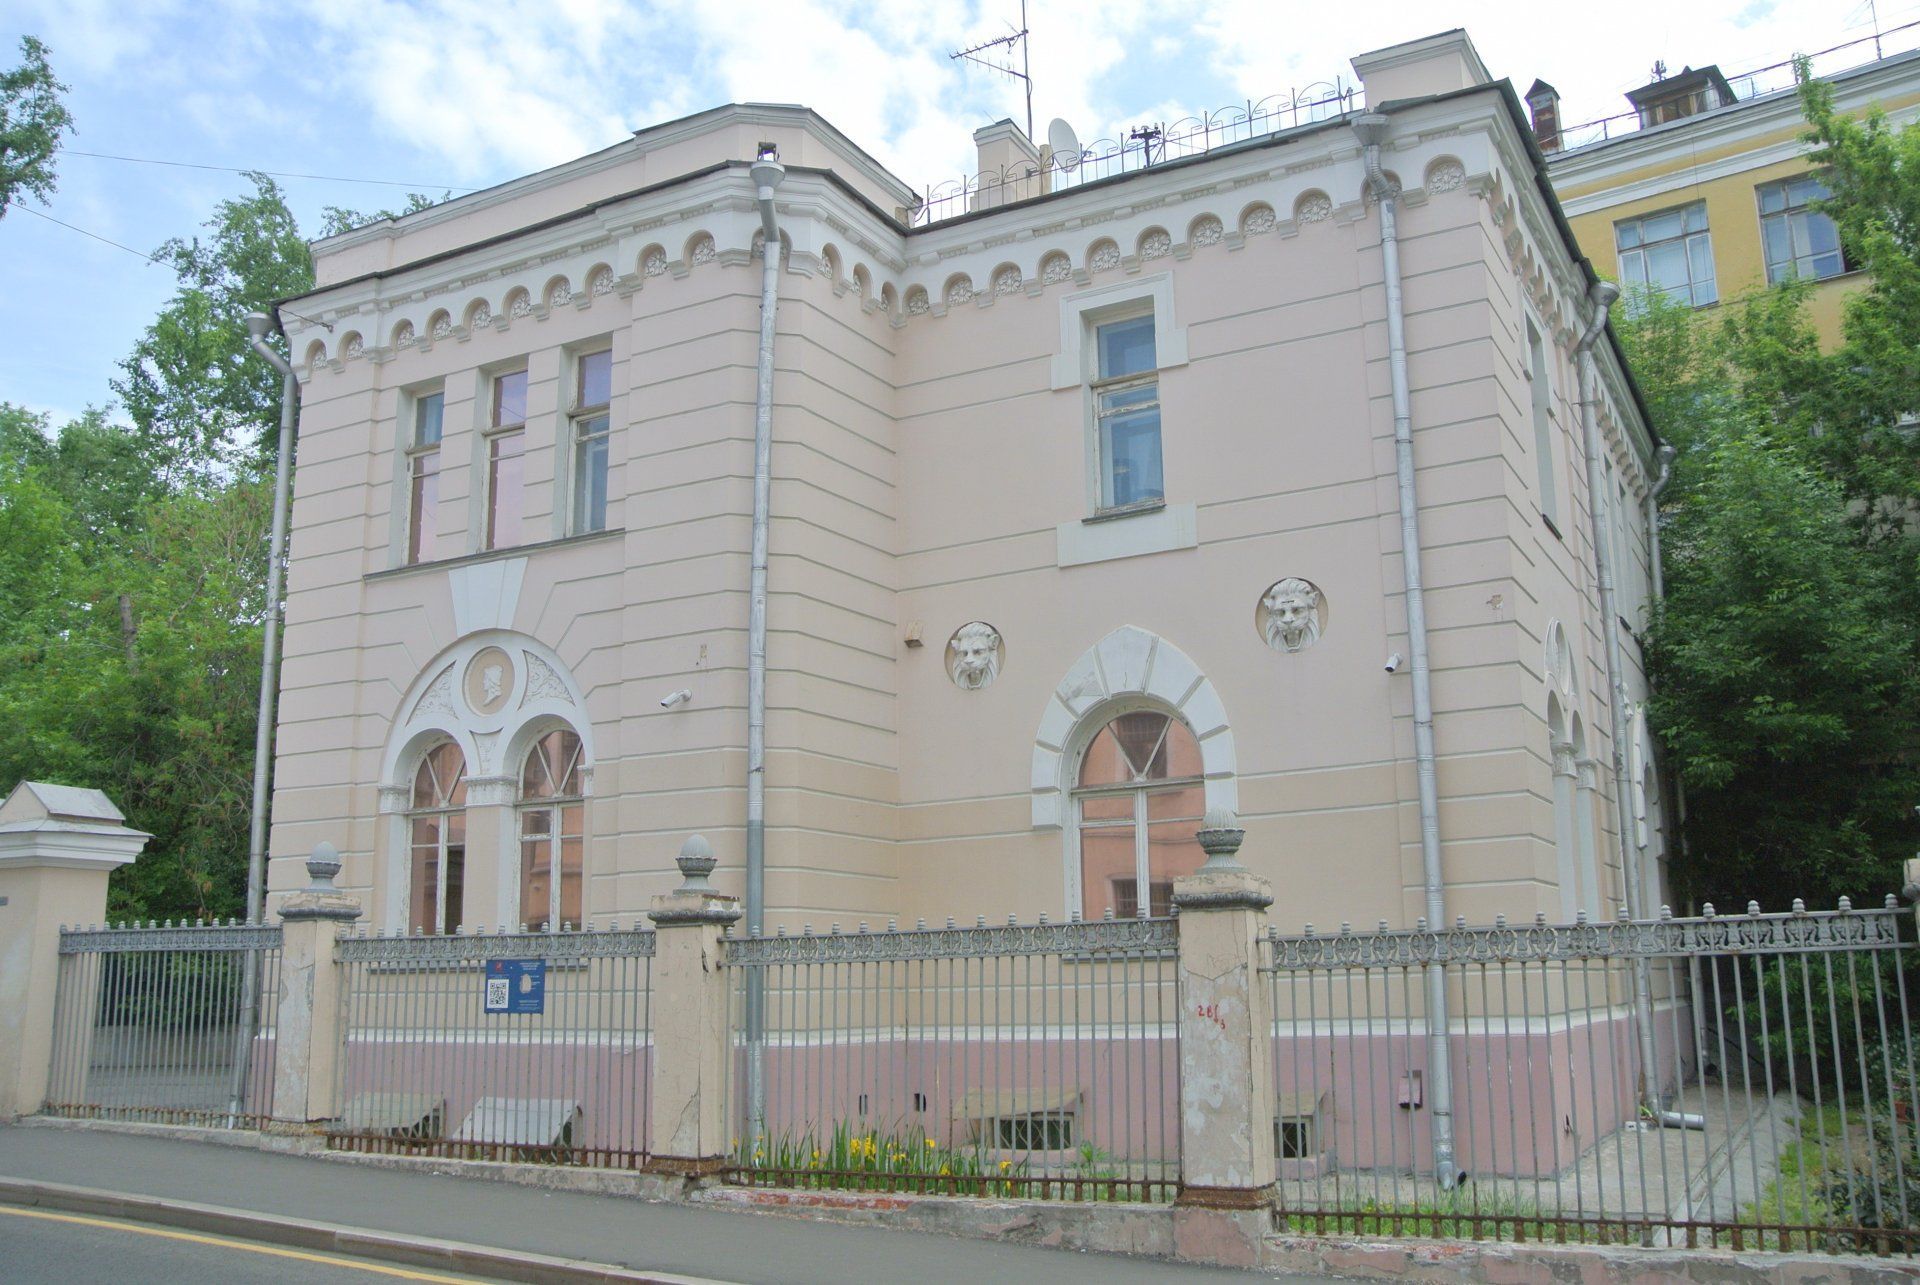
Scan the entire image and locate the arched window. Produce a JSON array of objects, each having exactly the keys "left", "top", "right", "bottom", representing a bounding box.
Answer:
[
  {"left": 1073, "top": 710, "right": 1205, "bottom": 919},
  {"left": 518, "top": 728, "right": 584, "bottom": 931},
  {"left": 409, "top": 742, "right": 467, "bottom": 935}
]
